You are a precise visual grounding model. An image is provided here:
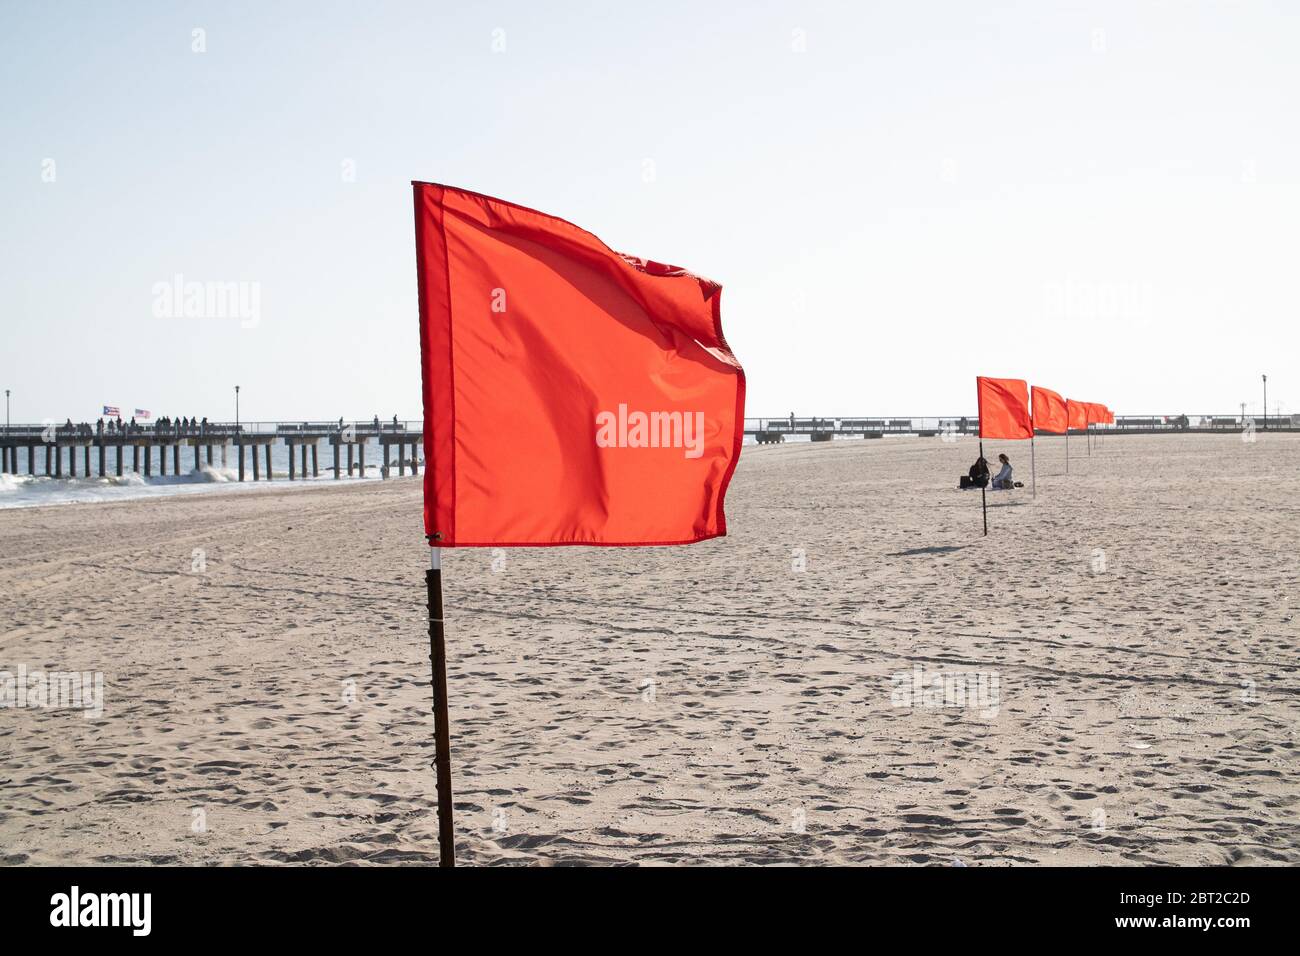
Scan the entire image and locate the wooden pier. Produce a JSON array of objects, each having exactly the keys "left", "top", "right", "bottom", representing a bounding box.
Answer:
[
  {"left": 4, "top": 412, "right": 1294, "bottom": 481},
  {"left": 744, "top": 413, "right": 1299, "bottom": 442},
  {"left": 0, "top": 421, "right": 423, "bottom": 483}
]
